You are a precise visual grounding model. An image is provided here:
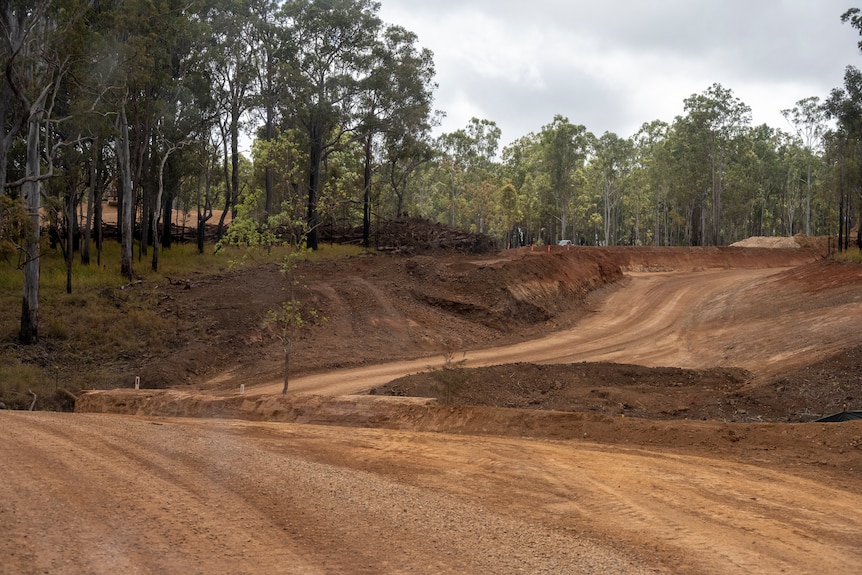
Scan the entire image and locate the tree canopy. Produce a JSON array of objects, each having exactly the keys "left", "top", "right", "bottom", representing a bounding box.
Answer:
[{"left": 2, "top": 2, "right": 862, "bottom": 345}]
